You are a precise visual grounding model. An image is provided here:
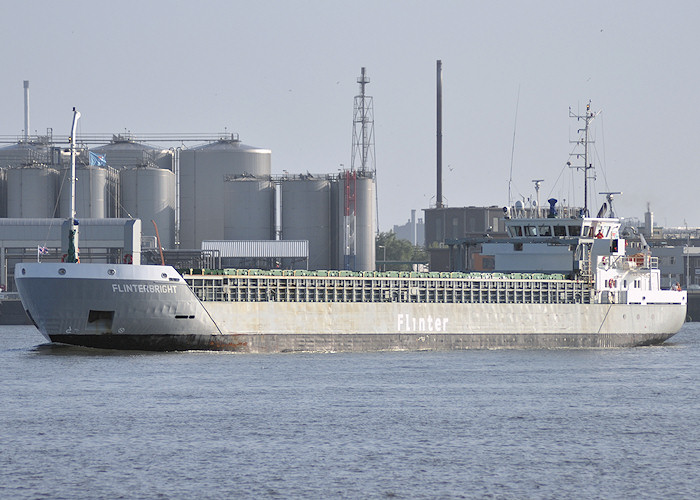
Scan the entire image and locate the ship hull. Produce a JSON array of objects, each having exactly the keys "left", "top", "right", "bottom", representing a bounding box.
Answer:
[
  {"left": 16, "top": 263, "right": 686, "bottom": 352},
  {"left": 44, "top": 330, "right": 677, "bottom": 352}
]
